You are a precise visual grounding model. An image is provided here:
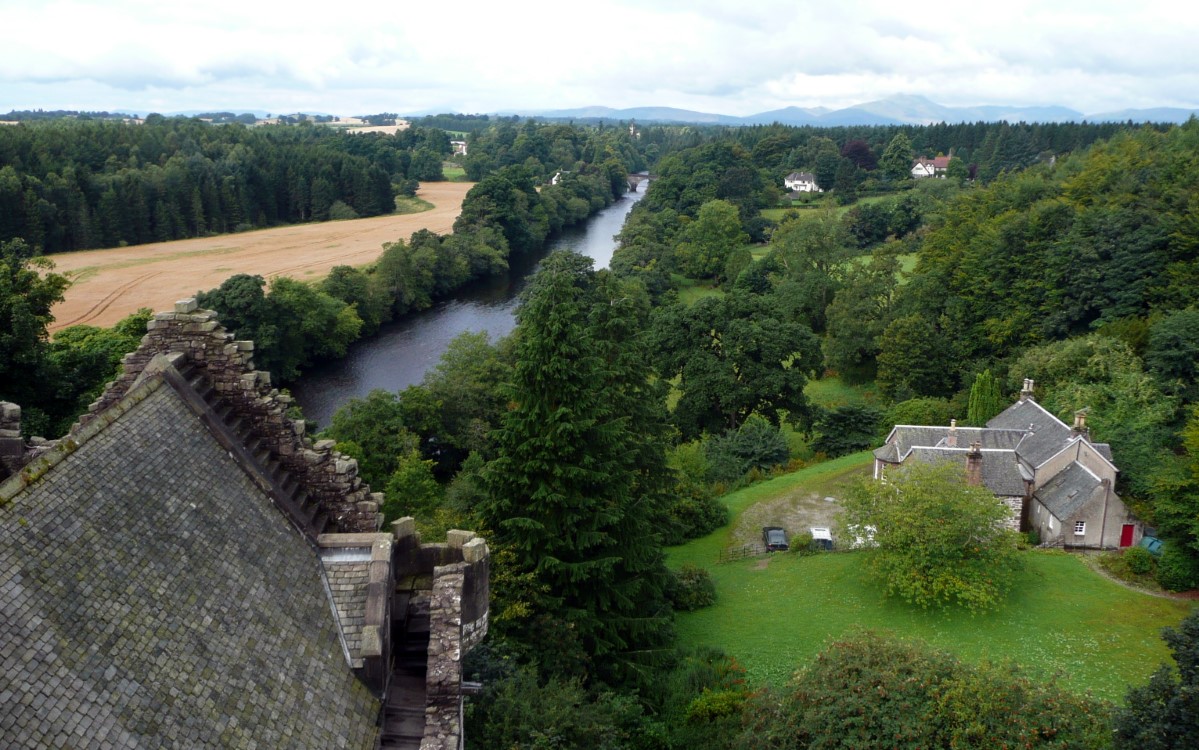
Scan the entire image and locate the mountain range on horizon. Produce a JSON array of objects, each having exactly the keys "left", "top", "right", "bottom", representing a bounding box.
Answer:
[
  {"left": 508, "top": 94, "right": 1199, "bottom": 127},
  {"left": 19, "top": 94, "right": 1197, "bottom": 127}
]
